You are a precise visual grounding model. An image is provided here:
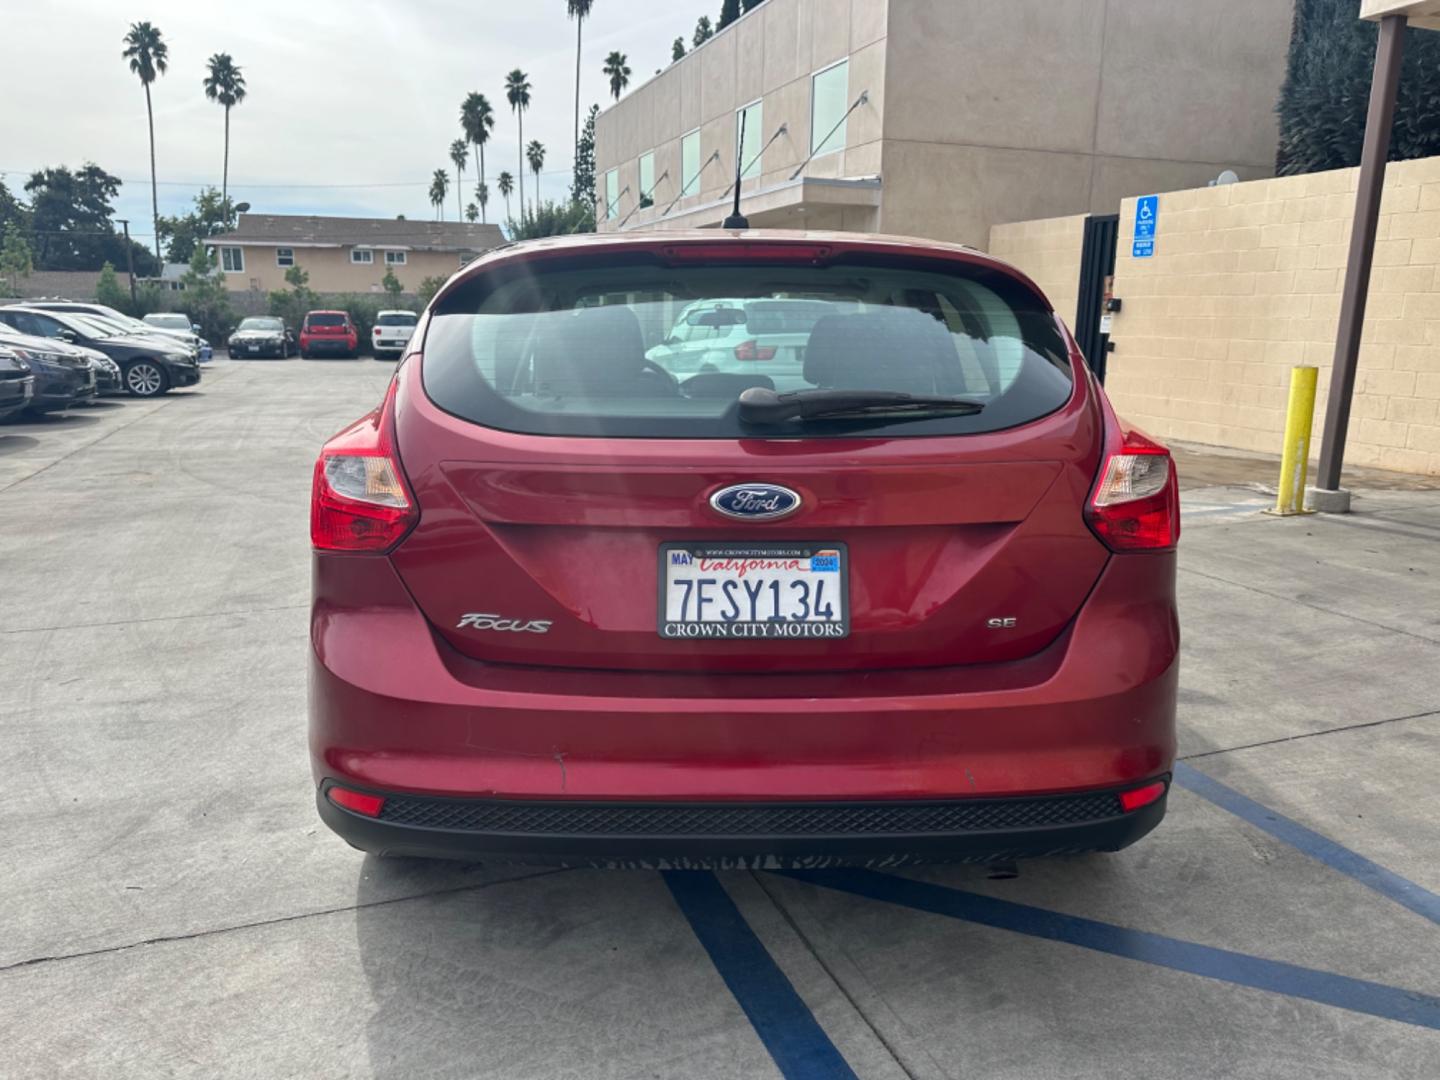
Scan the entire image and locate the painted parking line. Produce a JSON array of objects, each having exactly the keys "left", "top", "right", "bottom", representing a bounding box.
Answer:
[
  {"left": 782, "top": 869, "right": 1440, "bottom": 1032},
  {"left": 664, "top": 871, "right": 859, "bottom": 1080},
  {"left": 1174, "top": 761, "right": 1440, "bottom": 927}
]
